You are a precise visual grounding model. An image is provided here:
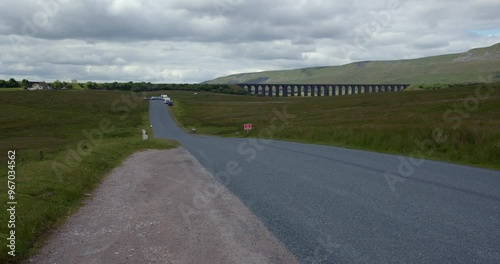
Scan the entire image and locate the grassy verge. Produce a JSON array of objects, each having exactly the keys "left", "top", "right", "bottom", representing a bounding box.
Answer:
[
  {"left": 166, "top": 83, "right": 500, "bottom": 170},
  {"left": 0, "top": 90, "right": 176, "bottom": 263},
  {"left": 0, "top": 88, "right": 24, "bottom": 92}
]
